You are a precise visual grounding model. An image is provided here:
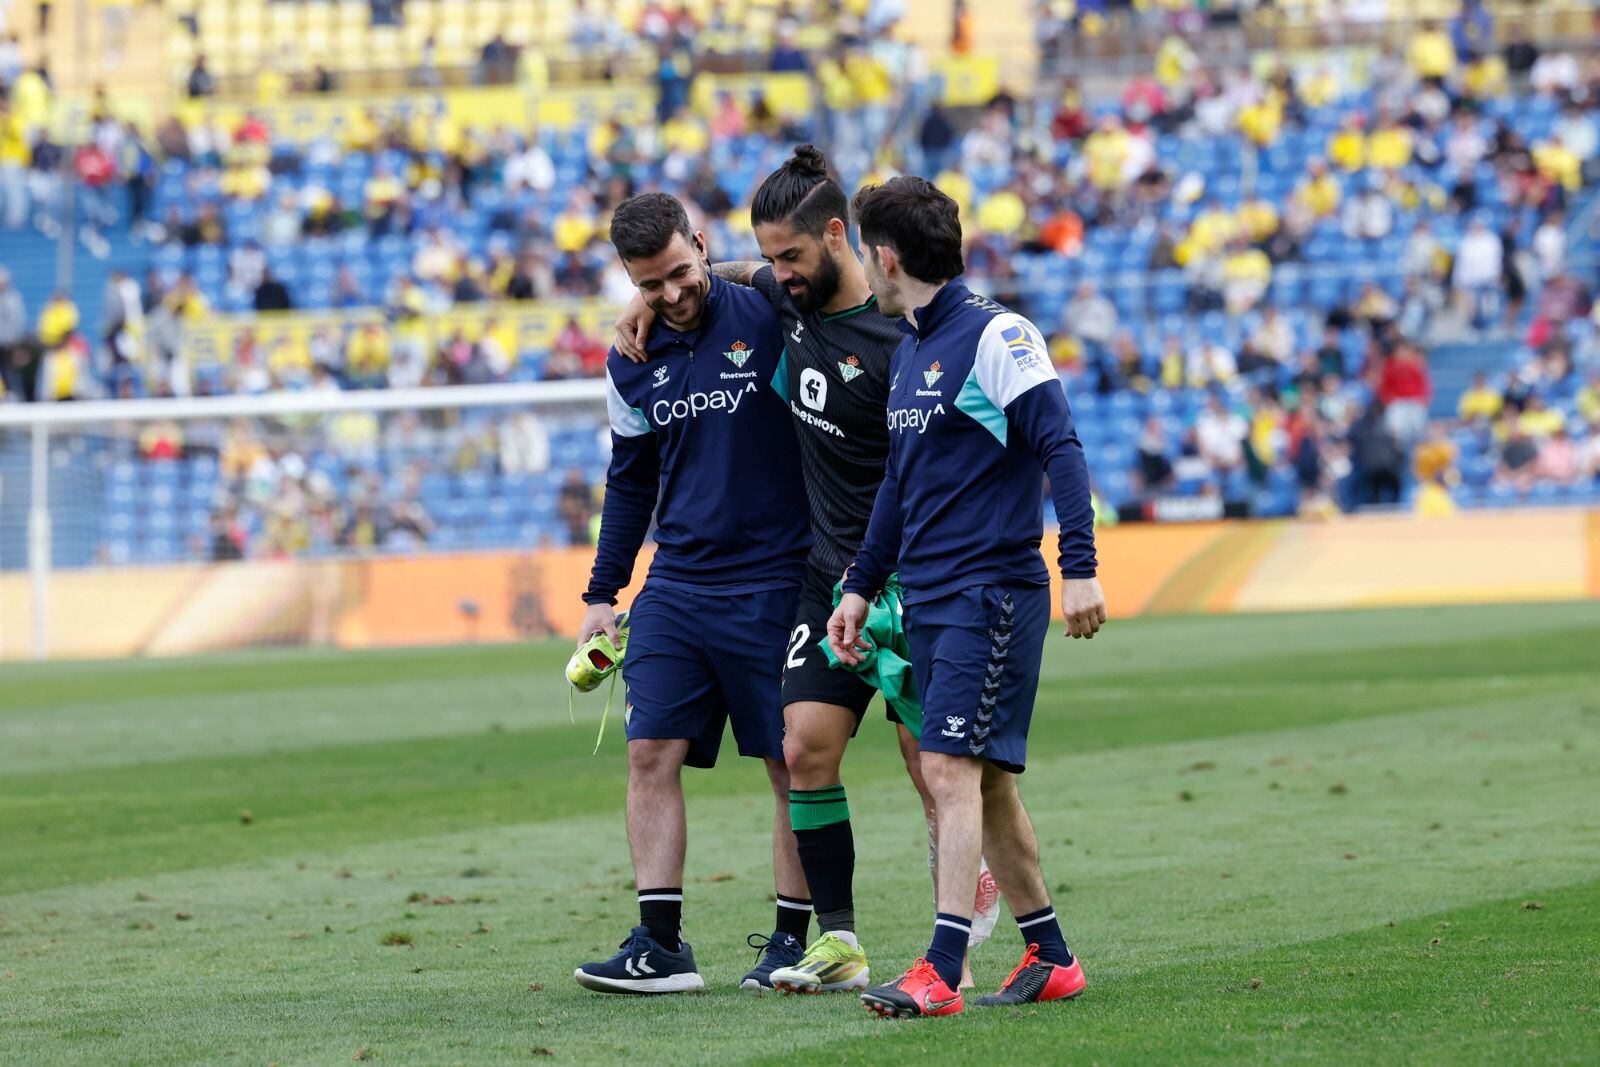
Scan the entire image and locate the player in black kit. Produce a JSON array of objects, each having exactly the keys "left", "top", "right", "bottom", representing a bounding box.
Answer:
[{"left": 614, "top": 147, "right": 994, "bottom": 993}]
